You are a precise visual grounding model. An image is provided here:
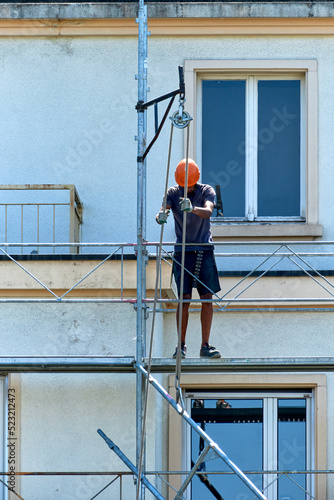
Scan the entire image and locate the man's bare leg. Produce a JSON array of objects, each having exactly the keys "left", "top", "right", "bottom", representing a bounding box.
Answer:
[
  {"left": 200, "top": 293, "right": 213, "bottom": 346},
  {"left": 176, "top": 294, "right": 191, "bottom": 344}
]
